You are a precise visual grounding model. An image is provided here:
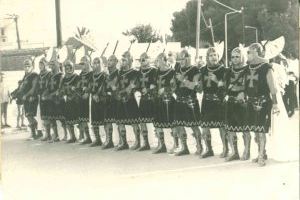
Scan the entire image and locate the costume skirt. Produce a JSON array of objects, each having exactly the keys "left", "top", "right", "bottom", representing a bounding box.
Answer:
[
  {"left": 201, "top": 94, "right": 225, "bottom": 128},
  {"left": 173, "top": 96, "right": 201, "bottom": 127},
  {"left": 153, "top": 97, "right": 175, "bottom": 128},
  {"left": 224, "top": 98, "right": 247, "bottom": 132},
  {"left": 139, "top": 95, "right": 155, "bottom": 123},
  {"left": 104, "top": 96, "right": 119, "bottom": 123},
  {"left": 117, "top": 96, "right": 140, "bottom": 125},
  {"left": 24, "top": 97, "right": 38, "bottom": 117},
  {"left": 78, "top": 98, "right": 89, "bottom": 123},
  {"left": 47, "top": 98, "right": 65, "bottom": 121},
  {"left": 64, "top": 98, "right": 79, "bottom": 125},
  {"left": 91, "top": 99, "right": 106, "bottom": 126}
]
